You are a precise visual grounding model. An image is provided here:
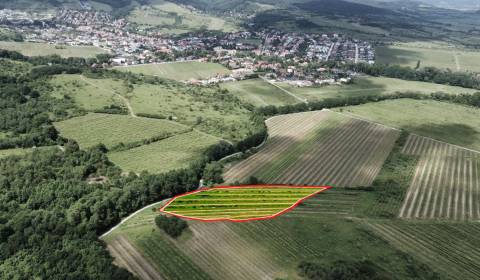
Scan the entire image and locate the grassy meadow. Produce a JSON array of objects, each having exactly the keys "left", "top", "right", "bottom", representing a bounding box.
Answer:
[
  {"left": 336, "top": 99, "right": 480, "bottom": 151},
  {"left": 54, "top": 113, "right": 190, "bottom": 149},
  {"left": 128, "top": 0, "right": 238, "bottom": 34},
  {"left": 50, "top": 75, "right": 125, "bottom": 111},
  {"left": 276, "top": 76, "right": 477, "bottom": 102},
  {"left": 0, "top": 41, "right": 108, "bottom": 58},
  {"left": 115, "top": 61, "right": 231, "bottom": 81},
  {"left": 108, "top": 130, "right": 218, "bottom": 174},
  {"left": 220, "top": 78, "right": 299, "bottom": 106},
  {"left": 125, "top": 83, "right": 253, "bottom": 142},
  {"left": 0, "top": 147, "right": 34, "bottom": 159},
  {"left": 376, "top": 42, "right": 480, "bottom": 72}
]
